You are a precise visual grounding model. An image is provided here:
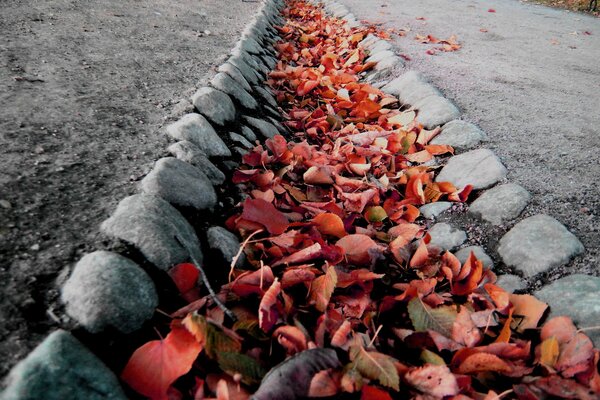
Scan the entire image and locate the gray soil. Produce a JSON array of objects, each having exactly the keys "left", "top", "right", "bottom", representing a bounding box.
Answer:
[
  {"left": 339, "top": 0, "right": 600, "bottom": 279},
  {"left": 0, "top": 0, "right": 258, "bottom": 378}
]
